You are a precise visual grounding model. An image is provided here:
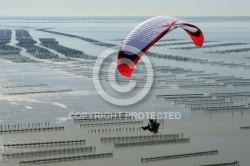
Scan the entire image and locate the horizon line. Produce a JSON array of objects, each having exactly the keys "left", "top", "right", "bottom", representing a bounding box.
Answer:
[{"left": 0, "top": 15, "right": 250, "bottom": 17}]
